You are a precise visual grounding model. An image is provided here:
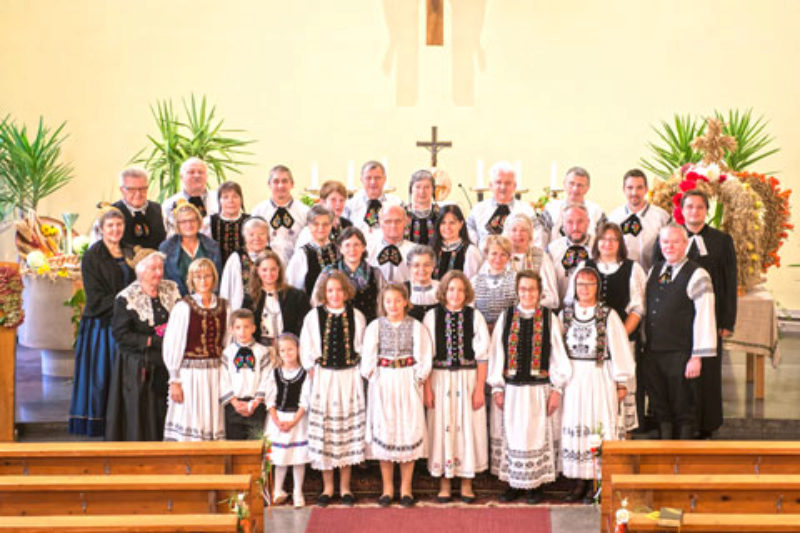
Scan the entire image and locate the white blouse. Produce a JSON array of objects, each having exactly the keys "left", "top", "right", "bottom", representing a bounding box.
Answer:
[
  {"left": 563, "top": 259, "right": 646, "bottom": 317},
  {"left": 360, "top": 317, "right": 433, "bottom": 383},
  {"left": 298, "top": 306, "right": 367, "bottom": 371},
  {"left": 487, "top": 305, "right": 572, "bottom": 393},
  {"left": 219, "top": 250, "right": 263, "bottom": 311}
]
